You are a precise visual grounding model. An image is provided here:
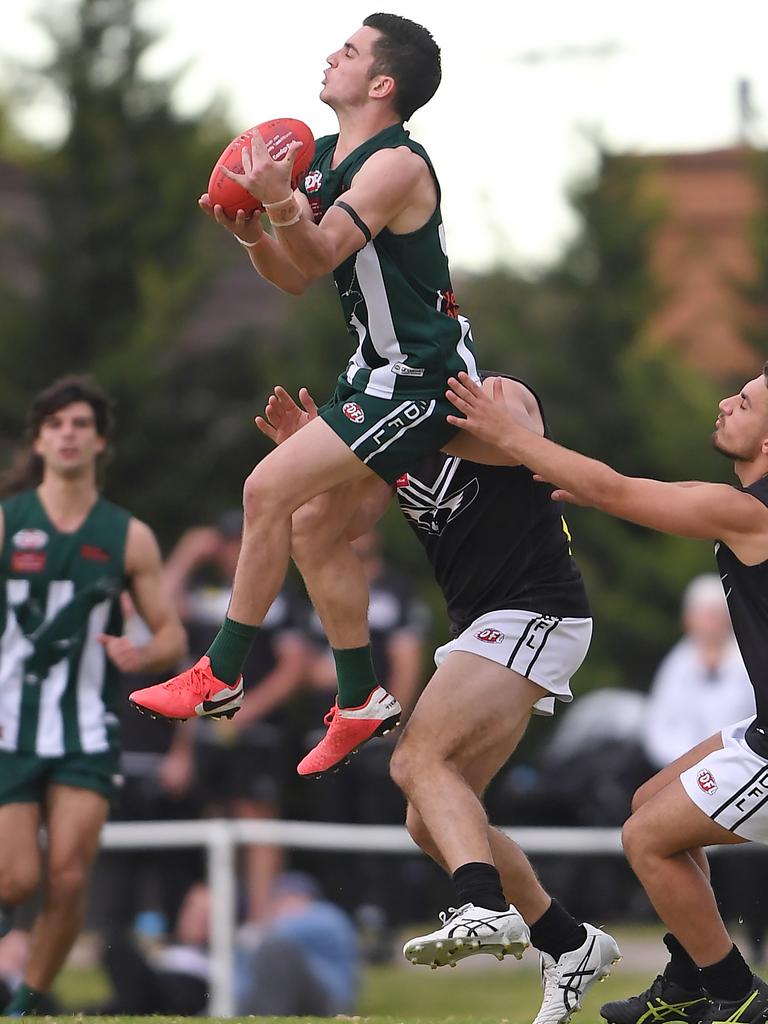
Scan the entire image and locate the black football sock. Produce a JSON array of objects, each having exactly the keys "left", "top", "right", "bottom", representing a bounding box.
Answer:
[
  {"left": 699, "top": 944, "right": 754, "bottom": 1001},
  {"left": 662, "top": 933, "right": 703, "bottom": 991},
  {"left": 333, "top": 645, "right": 379, "bottom": 708},
  {"left": 452, "top": 862, "right": 507, "bottom": 912},
  {"left": 529, "top": 898, "right": 588, "bottom": 961}
]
